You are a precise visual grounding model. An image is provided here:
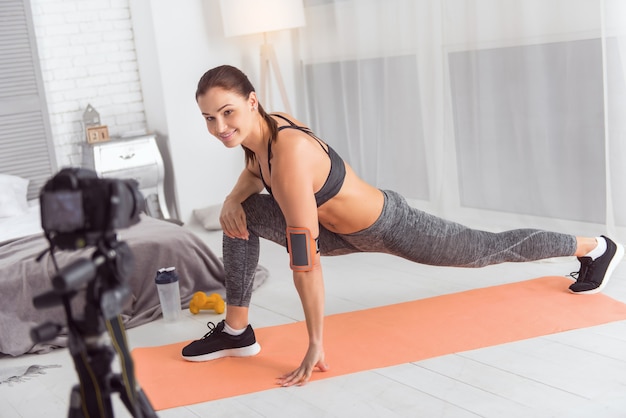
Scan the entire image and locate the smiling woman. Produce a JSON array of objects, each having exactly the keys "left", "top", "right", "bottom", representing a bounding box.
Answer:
[
  {"left": 195, "top": 65, "right": 277, "bottom": 158},
  {"left": 181, "top": 64, "right": 624, "bottom": 388},
  {"left": 199, "top": 94, "right": 248, "bottom": 147}
]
